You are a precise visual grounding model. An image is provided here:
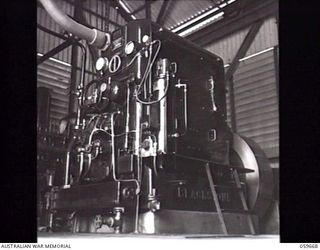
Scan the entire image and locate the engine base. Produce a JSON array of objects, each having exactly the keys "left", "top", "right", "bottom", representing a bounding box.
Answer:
[{"left": 138, "top": 209, "right": 259, "bottom": 235}]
